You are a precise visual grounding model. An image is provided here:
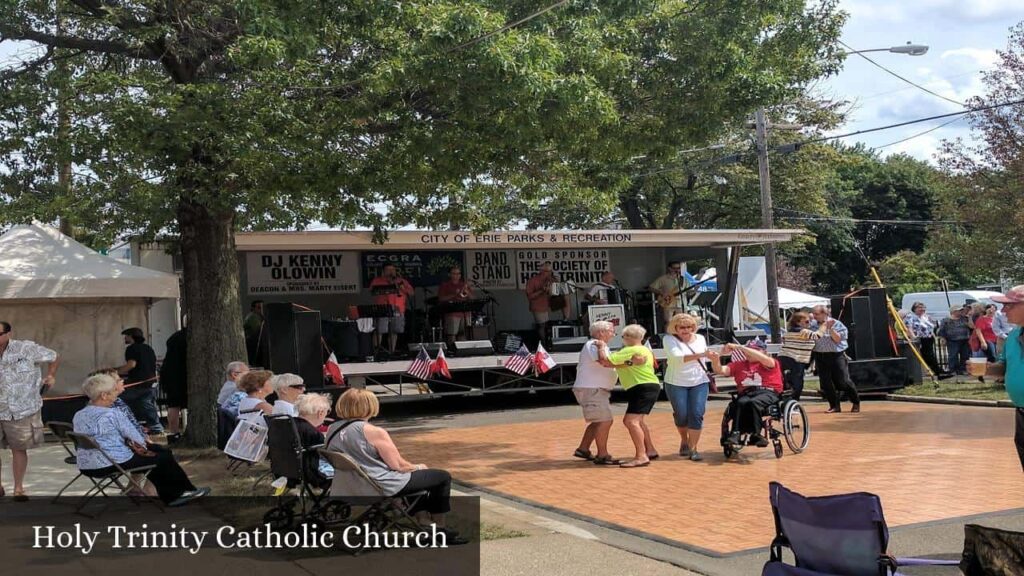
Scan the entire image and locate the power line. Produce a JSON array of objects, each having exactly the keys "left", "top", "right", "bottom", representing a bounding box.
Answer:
[
  {"left": 839, "top": 40, "right": 965, "bottom": 107},
  {"left": 871, "top": 116, "right": 965, "bottom": 151},
  {"left": 854, "top": 69, "right": 980, "bottom": 102}
]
